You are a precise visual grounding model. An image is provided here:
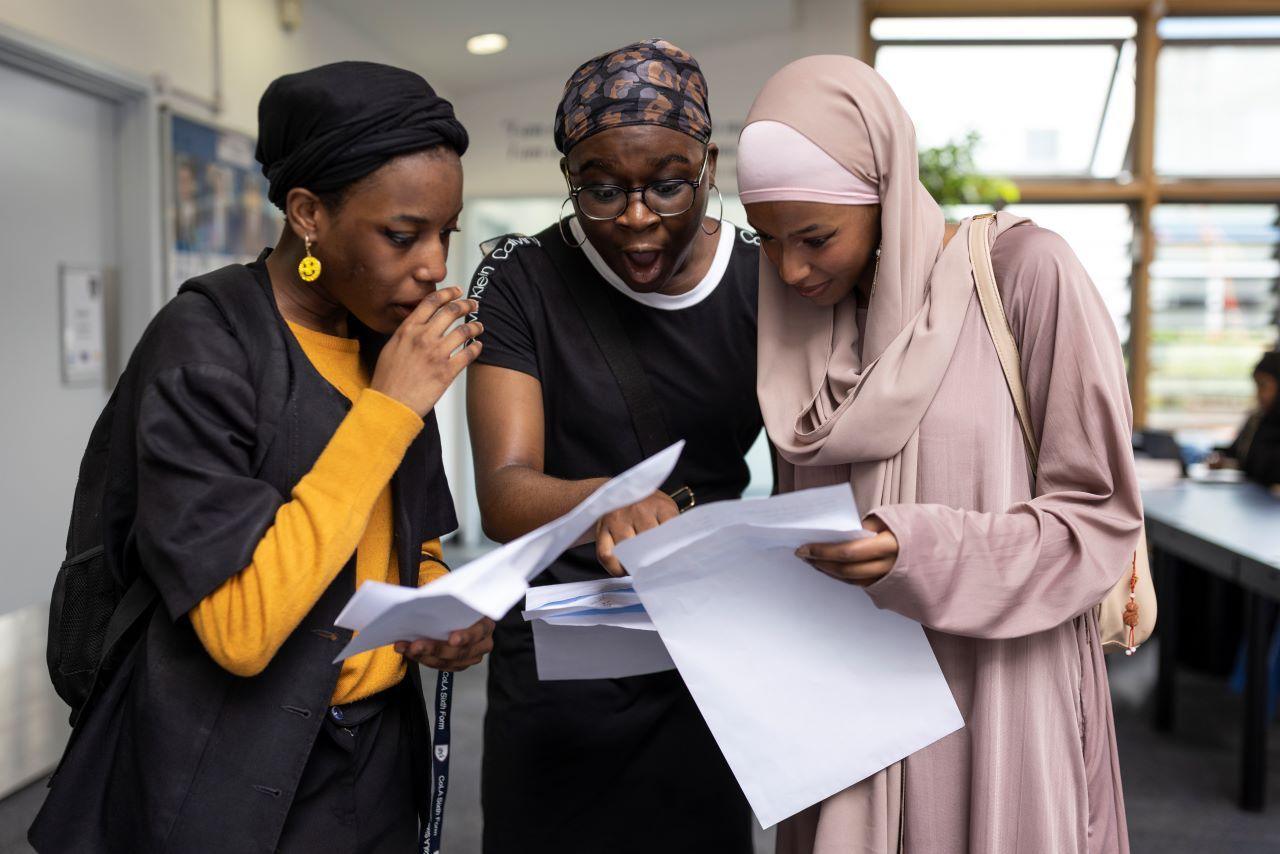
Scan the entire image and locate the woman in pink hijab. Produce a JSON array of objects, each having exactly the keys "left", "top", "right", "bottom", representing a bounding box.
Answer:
[{"left": 738, "top": 56, "right": 1142, "bottom": 853}]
